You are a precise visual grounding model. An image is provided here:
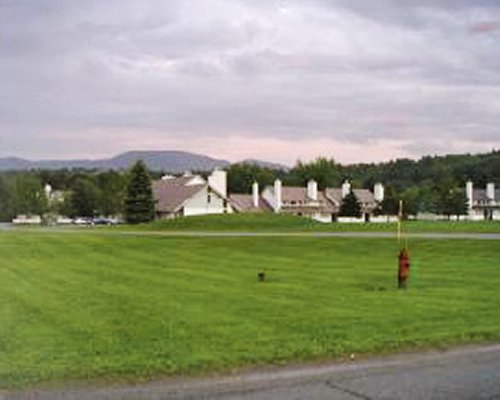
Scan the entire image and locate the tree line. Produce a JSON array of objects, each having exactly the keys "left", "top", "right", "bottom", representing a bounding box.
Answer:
[
  {"left": 225, "top": 150, "right": 500, "bottom": 218},
  {"left": 1, "top": 150, "right": 499, "bottom": 222},
  {"left": 0, "top": 161, "right": 156, "bottom": 223}
]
